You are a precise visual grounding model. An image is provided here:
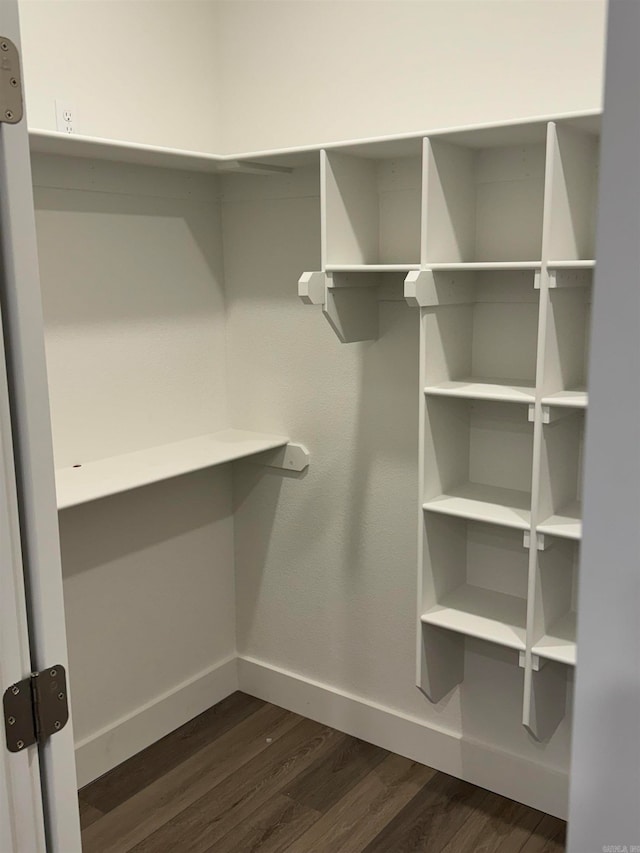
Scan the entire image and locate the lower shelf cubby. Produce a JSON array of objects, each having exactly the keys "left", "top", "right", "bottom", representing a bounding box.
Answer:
[
  {"left": 418, "top": 514, "right": 529, "bottom": 701},
  {"left": 537, "top": 409, "right": 585, "bottom": 540},
  {"left": 532, "top": 537, "right": 578, "bottom": 667},
  {"left": 423, "top": 397, "right": 534, "bottom": 530}
]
